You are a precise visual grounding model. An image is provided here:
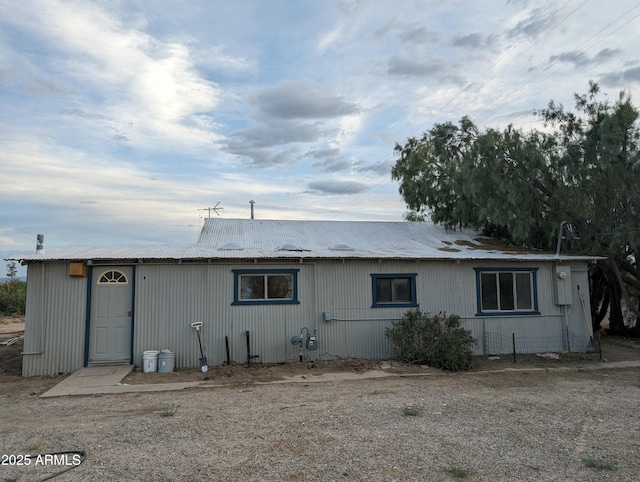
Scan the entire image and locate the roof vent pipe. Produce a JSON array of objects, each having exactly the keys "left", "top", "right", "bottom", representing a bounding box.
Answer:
[
  {"left": 36, "top": 234, "right": 44, "bottom": 254},
  {"left": 250, "top": 200, "right": 255, "bottom": 220}
]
